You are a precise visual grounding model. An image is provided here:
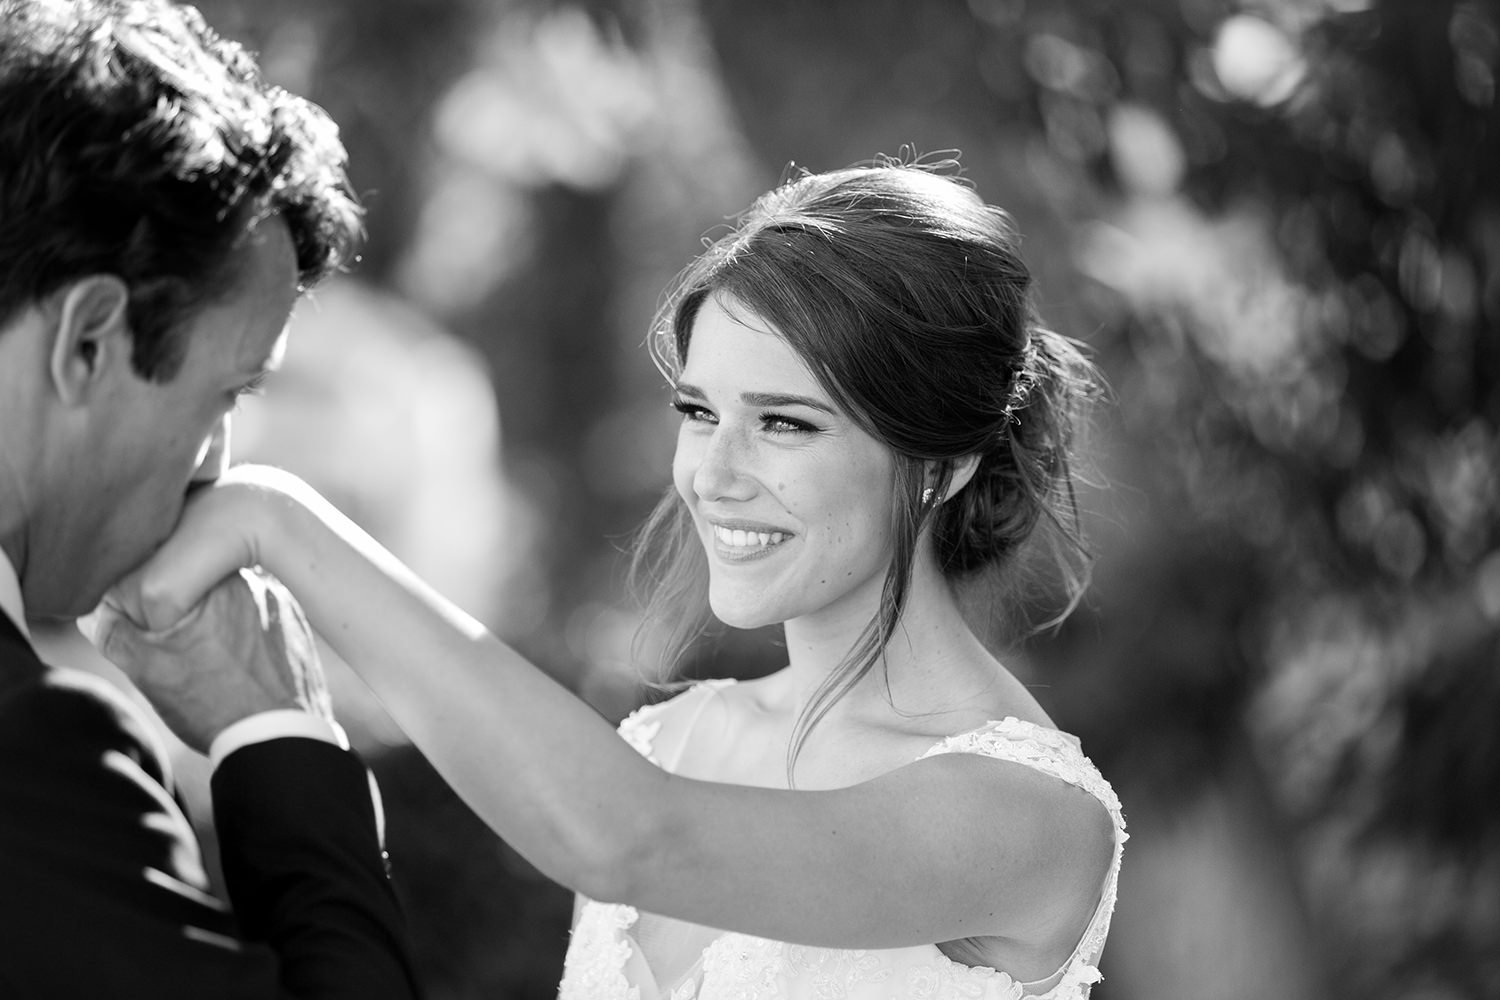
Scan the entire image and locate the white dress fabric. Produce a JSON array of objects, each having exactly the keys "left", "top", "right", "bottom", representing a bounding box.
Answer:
[{"left": 558, "top": 681, "right": 1127, "bottom": 1000}]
